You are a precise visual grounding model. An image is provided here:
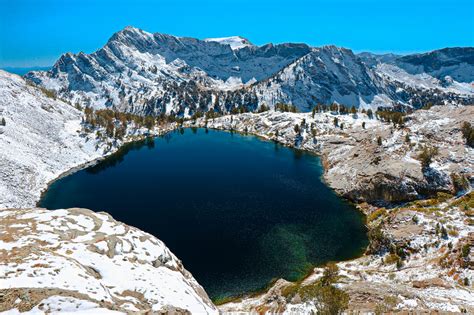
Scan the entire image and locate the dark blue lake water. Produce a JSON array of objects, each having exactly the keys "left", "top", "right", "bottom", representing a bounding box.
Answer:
[{"left": 39, "top": 128, "right": 368, "bottom": 300}]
